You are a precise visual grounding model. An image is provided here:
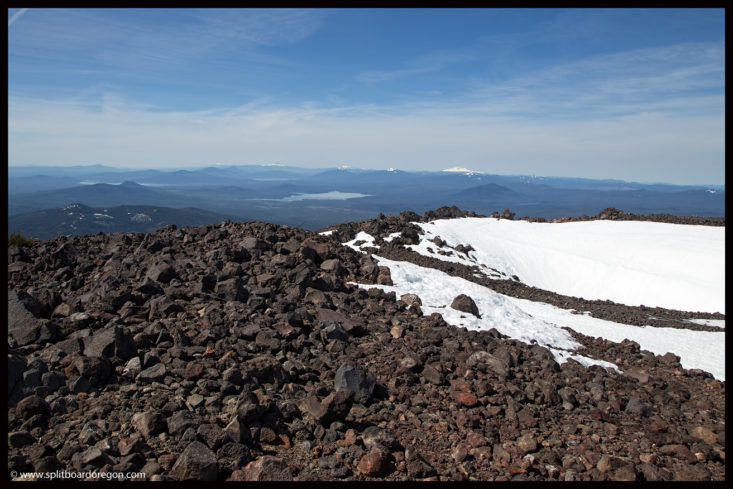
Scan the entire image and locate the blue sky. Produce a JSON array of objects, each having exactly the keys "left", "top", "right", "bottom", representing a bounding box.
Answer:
[{"left": 8, "top": 8, "right": 725, "bottom": 185}]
